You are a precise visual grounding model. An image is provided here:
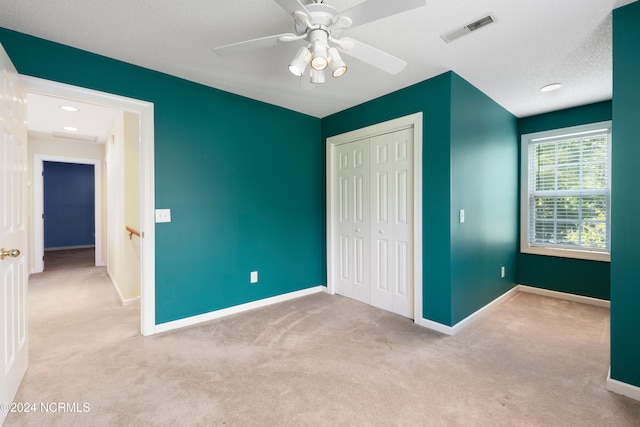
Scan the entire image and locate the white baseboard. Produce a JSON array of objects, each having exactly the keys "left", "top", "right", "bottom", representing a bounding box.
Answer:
[
  {"left": 122, "top": 296, "right": 140, "bottom": 306},
  {"left": 607, "top": 368, "right": 640, "bottom": 402},
  {"left": 154, "top": 286, "right": 328, "bottom": 334},
  {"left": 518, "top": 285, "right": 610, "bottom": 308},
  {"left": 107, "top": 270, "right": 124, "bottom": 304},
  {"left": 418, "top": 284, "right": 610, "bottom": 336},
  {"left": 44, "top": 245, "right": 95, "bottom": 251},
  {"left": 107, "top": 270, "right": 140, "bottom": 306},
  {"left": 418, "top": 286, "right": 520, "bottom": 336}
]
